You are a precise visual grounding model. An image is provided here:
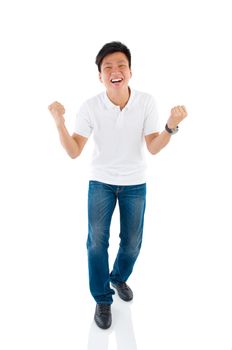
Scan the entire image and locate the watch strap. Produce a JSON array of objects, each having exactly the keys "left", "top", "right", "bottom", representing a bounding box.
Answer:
[{"left": 165, "top": 123, "right": 179, "bottom": 134}]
